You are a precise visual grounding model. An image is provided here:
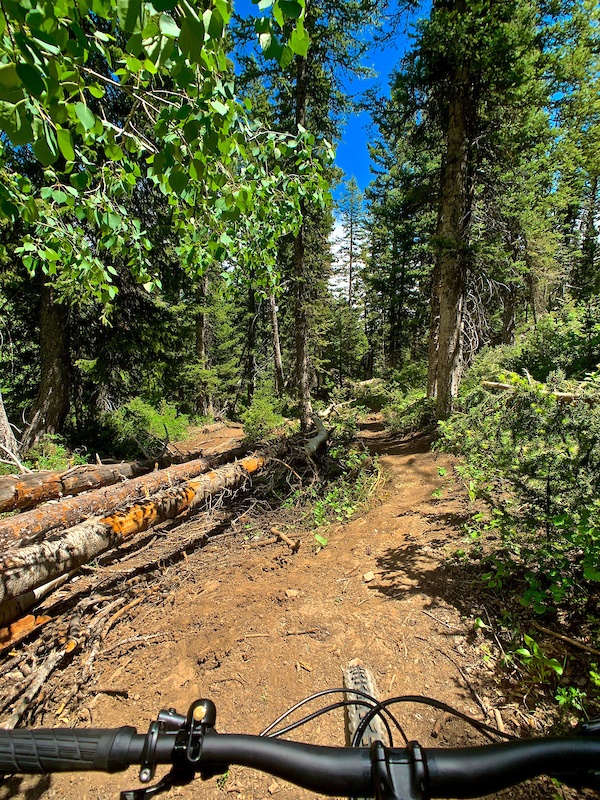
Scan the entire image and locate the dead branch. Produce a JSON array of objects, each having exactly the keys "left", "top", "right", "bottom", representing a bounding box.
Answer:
[
  {"left": 1, "top": 648, "right": 66, "bottom": 729},
  {"left": 270, "top": 527, "right": 300, "bottom": 553},
  {"left": 0, "top": 443, "right": 32, "bottom": 475},
  {"left": 305, "top": 415, "right": 329, "bottom": 458},
  {"left": 529, "top": 620, "right": 600, "bottom": 658},
  {"left": 482, "top": 381, "right": 596, "bottom": 404}
]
